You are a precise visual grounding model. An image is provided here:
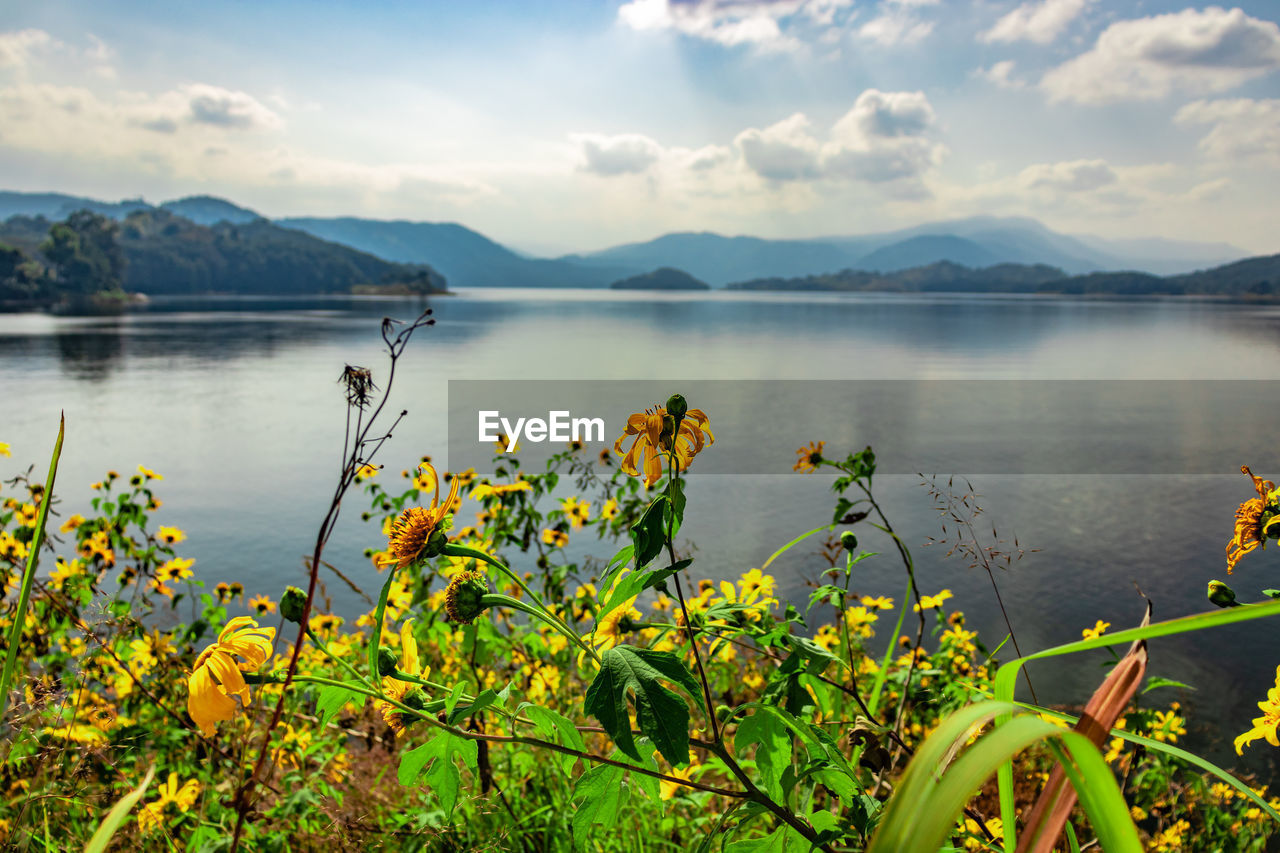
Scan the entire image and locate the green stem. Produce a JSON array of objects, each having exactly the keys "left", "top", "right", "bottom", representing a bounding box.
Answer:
[
  {"left": 0, "top": 413, "right": 64, "bottom": 724},
  {"left": 306, "top": 627, "right": 368, "bottom": 686},
  {"left": 868, "top": 575, "right": 912, "bottom": 716},
  {"left": 366, "top": 571, "right": 396, "bottom": 697},
  {"left": 482, "top": 593, "right": 600, "bottom": 662}
]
